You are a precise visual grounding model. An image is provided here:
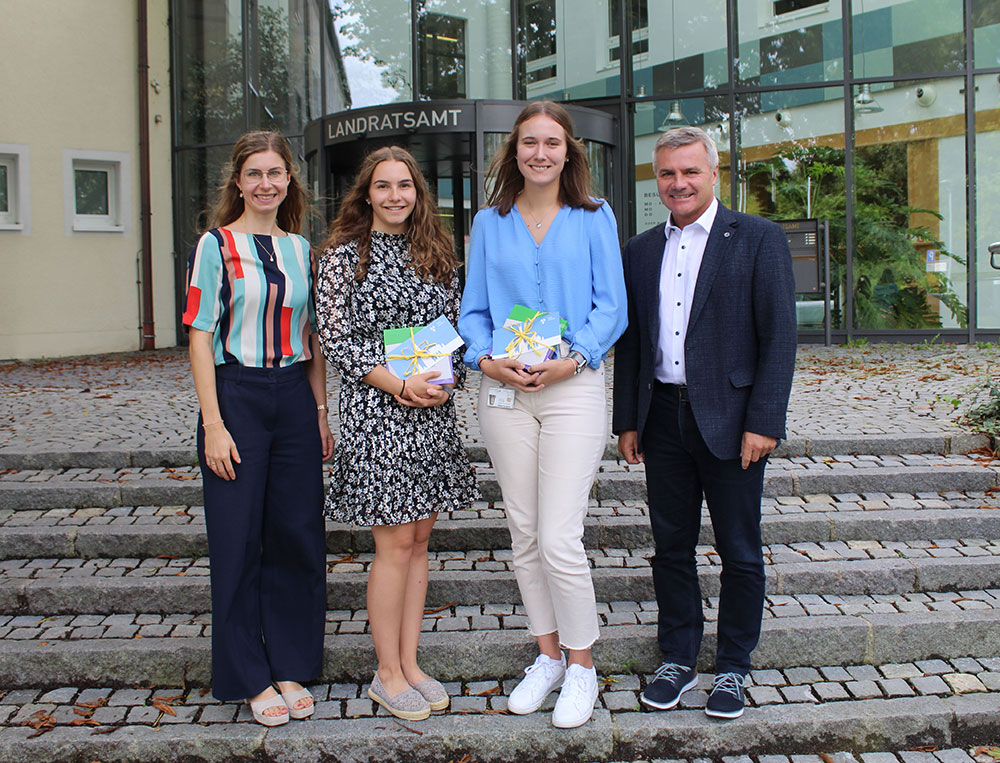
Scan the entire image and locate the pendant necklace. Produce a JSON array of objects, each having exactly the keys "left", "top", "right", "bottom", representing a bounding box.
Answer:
[
  {"left": 520, "top": 197, "right": 558, "bottom": 229},
  {"left": 252, "top": 233, "right": 275, "bottom": 262}
]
